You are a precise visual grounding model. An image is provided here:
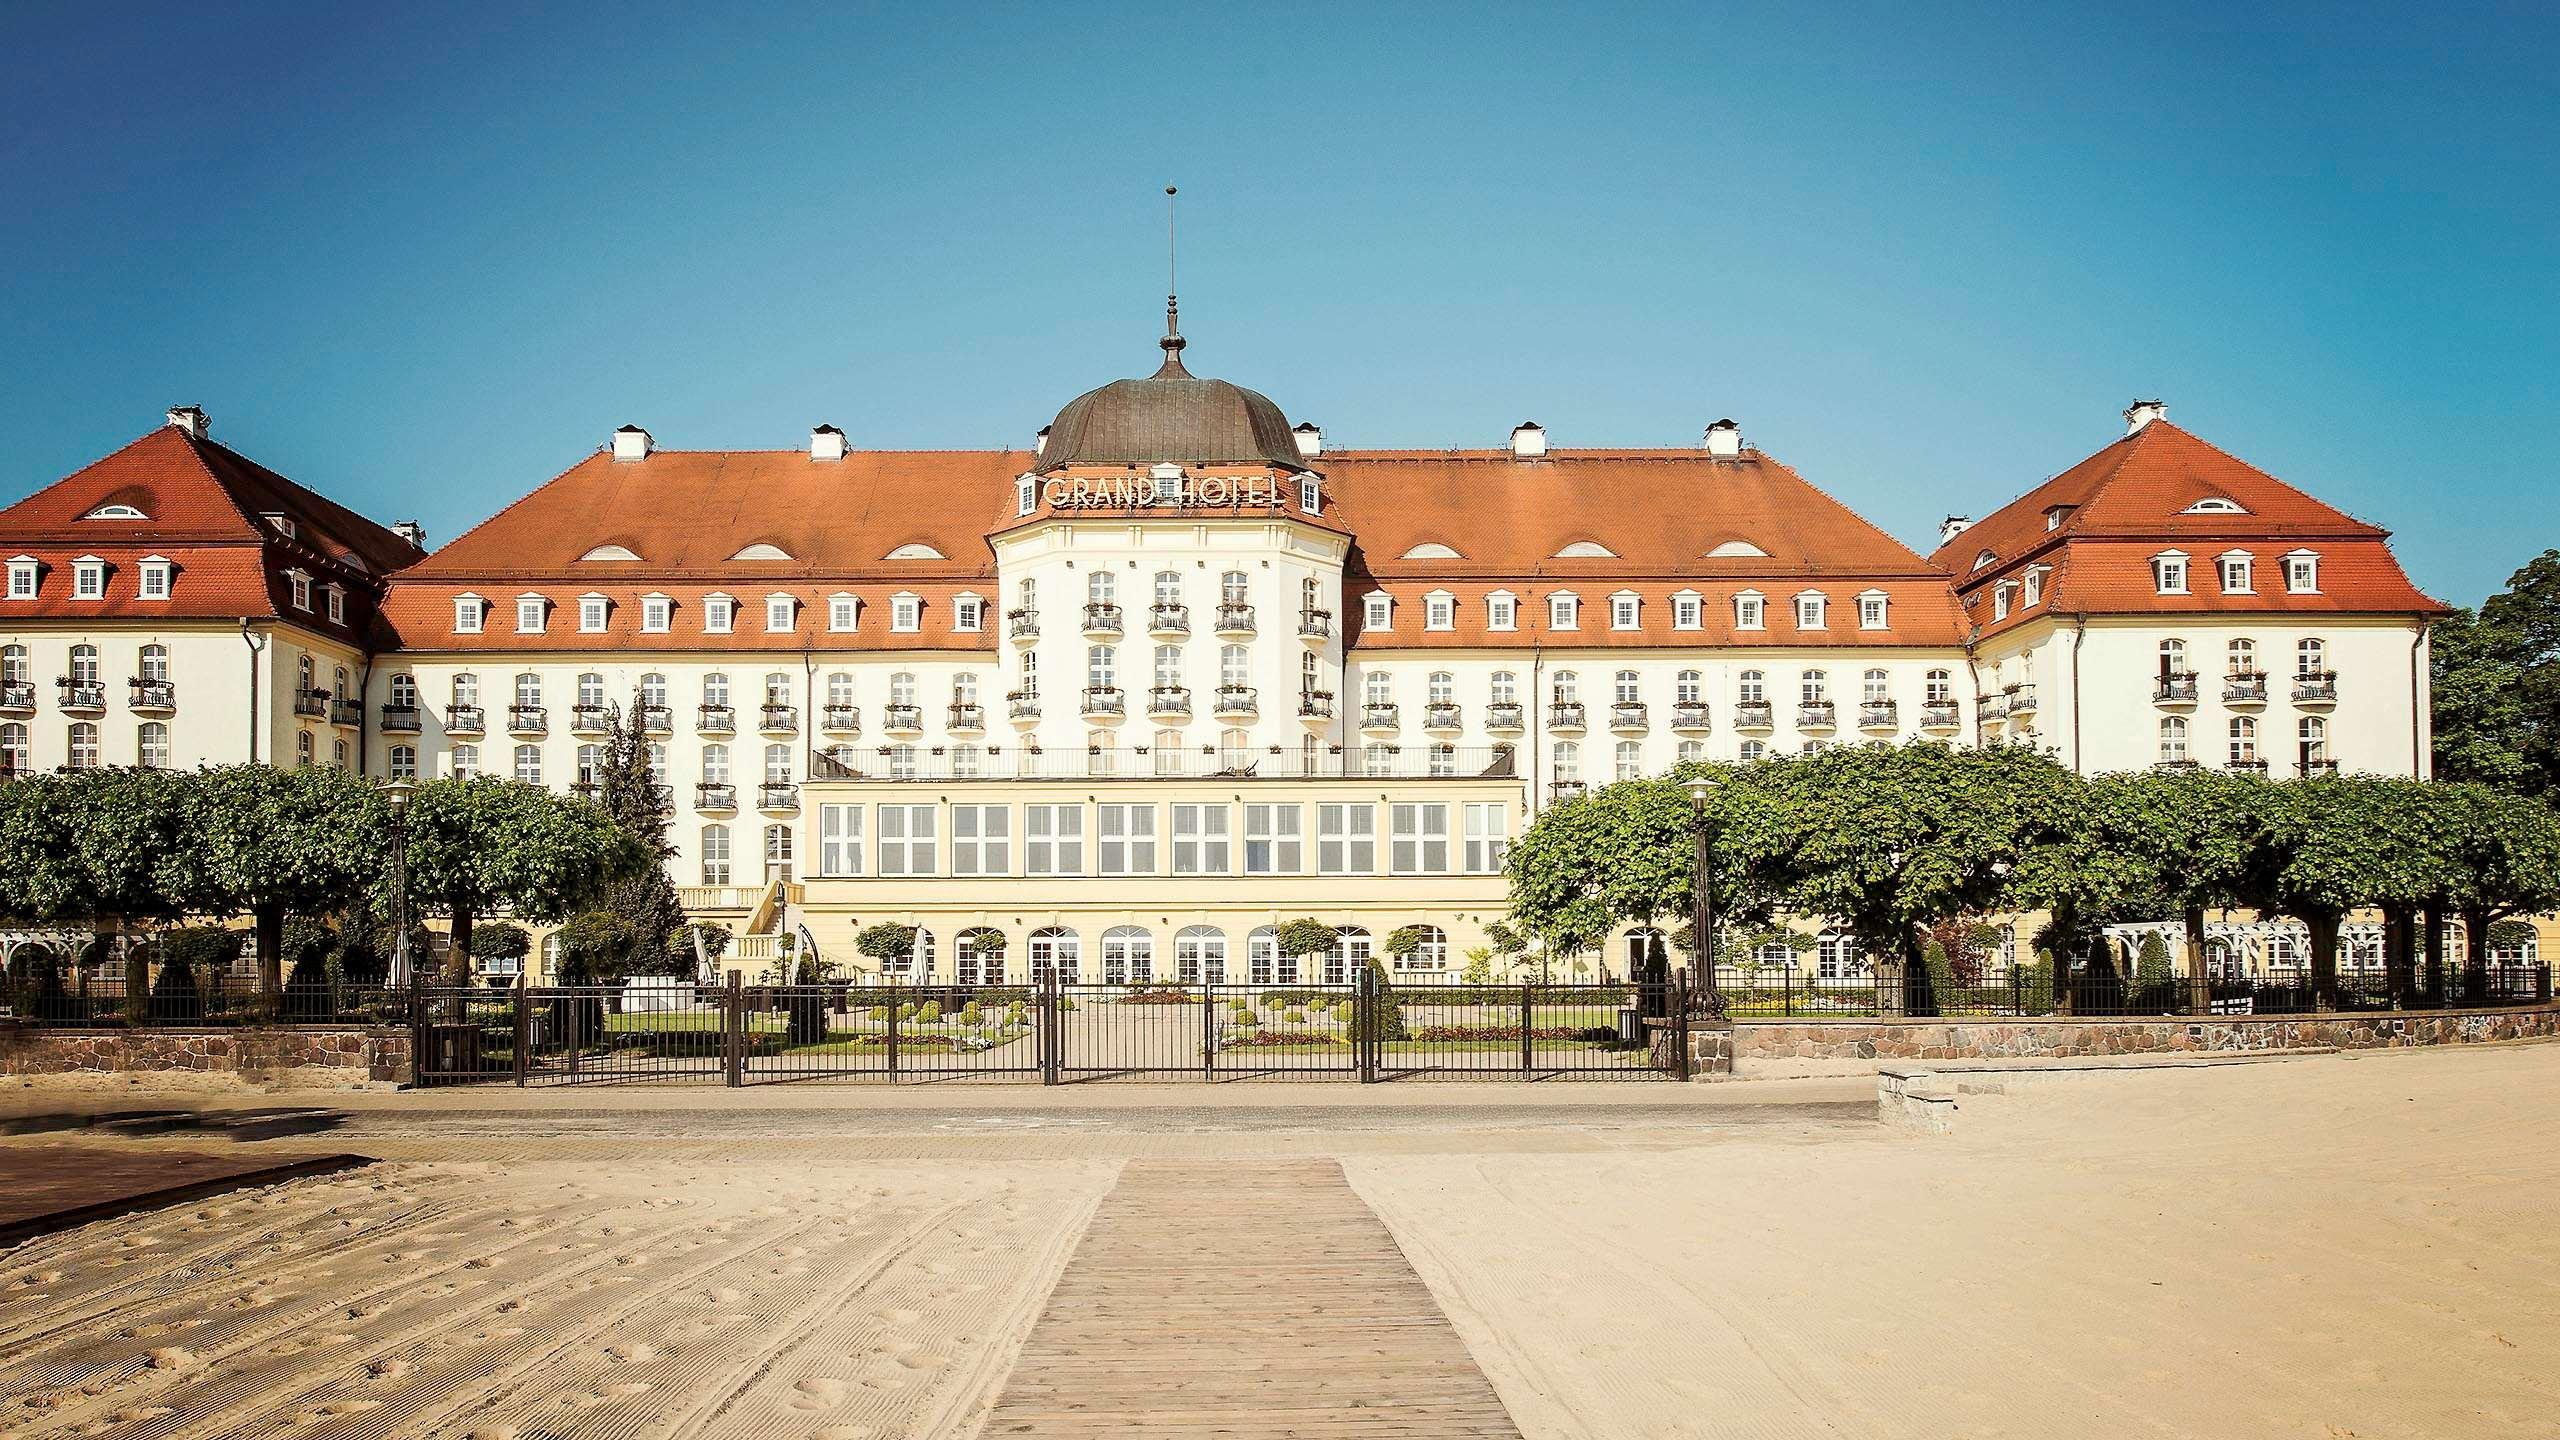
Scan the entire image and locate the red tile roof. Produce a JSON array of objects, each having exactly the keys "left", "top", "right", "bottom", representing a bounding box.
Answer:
[{"left": 379, "top": 581, "right": 1001, "bottom": 655}]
